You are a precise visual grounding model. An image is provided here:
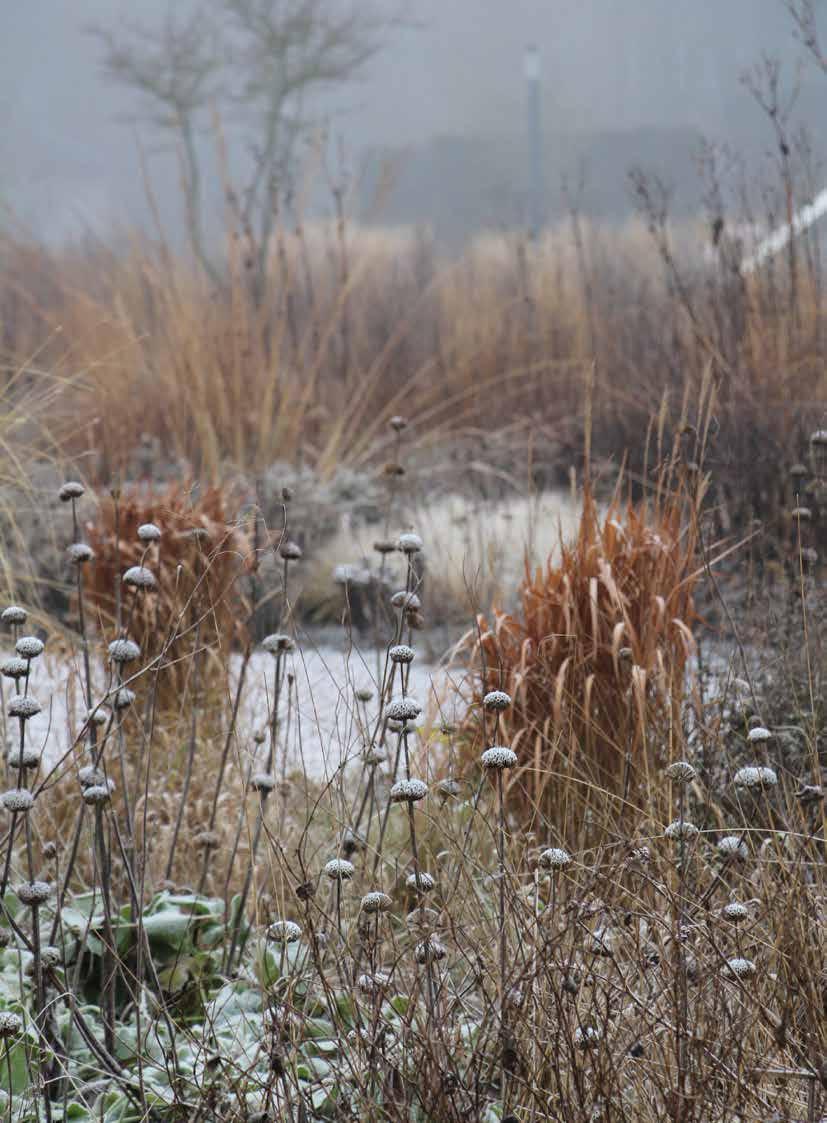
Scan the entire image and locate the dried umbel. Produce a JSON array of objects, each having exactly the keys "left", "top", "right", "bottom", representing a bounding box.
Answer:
[
  {"left": 1, "top": 658, "right": 27, "bottom": 680},
  {"left": 1, "top": 606, "right": 27, "bottom": 626},
  {"left": 415, "top": 937, "right": 447, "bottom": 964},
  {"left": 137, "top": 523, "right": 161, "bottom": 542},
  {"left": 279, "top": 541, "right": 303, "bottom": 561},
  {"left": 665, "top": 819, "right": 699, "bottom": 841},
  {"left": 324, "top": 858, "right": 355, "bottom": 881},
  {"left": 721, "top": 902, "right": 749, "bottom": 923},
  {"left": 123, "top": 566, "right": 157, "bottom": 590},
  {"left": 1, "top": 789, "right": 34, "bottom": 814},
  {"left": 261, "top": 633, "right": 295, "bottom": 655},
  {"left": 389, "top": 644, "right": 415, "bottom": 665},
  {"left": 7, "top": 695, "right": 41, "bottom": 720},
  {"left": 59, "top": 481, "right": 85, "bottom": 502},
  {"left": 386, "top": 697, "right": 422, "bottom": 722},
  {"left": 665, "top": 760, "right": 696, "bottom": 784},
  {"left": 361, "top": 891, "right": 393, "bottom": 914},
  {"left": 16, "top": 880, "right": 53, "bottom": 906},
  {"left": 108, "top": 638, "right": 141, "bottom": 665},
  {"left": 480, "top": 746, "right": 517, "bottom": 770},
  {"left": 539, "top": 847, "right": 571, "bottom": 871},
  {"left": 726, "top": 957, "right": 756, "bottom": 979},
  {"left": 0, "top": 1012, "right": 22, "bottom": 1039},
  {"left": 267, "top": 920, "right": 302, "bottom": 944},
  {"left": 390, "top": 779, "right": 428, "bottom": 803},
  {"left": 16, "top": 636, "right": 44, "bottom": 660},
  {"left": 67, "top": 543, "right": 95, "bottom": 565},
  {"left": 406, "top": 871, "right": 435, "bottom": 893},
  {"left": 483, "top": 690, "right": 512, "bottom": 712},
  {"left": 398, "top": 532, "right": 423, "bottom": 555},
  {"left": 717, "top": 835, "right": 748, "bottom": 861},
  {"left": 734, "top": 765, "right": 778, "bottom": 790},
  {"left": 746, "top": 726, "right": 771, "bottom": 744}
]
